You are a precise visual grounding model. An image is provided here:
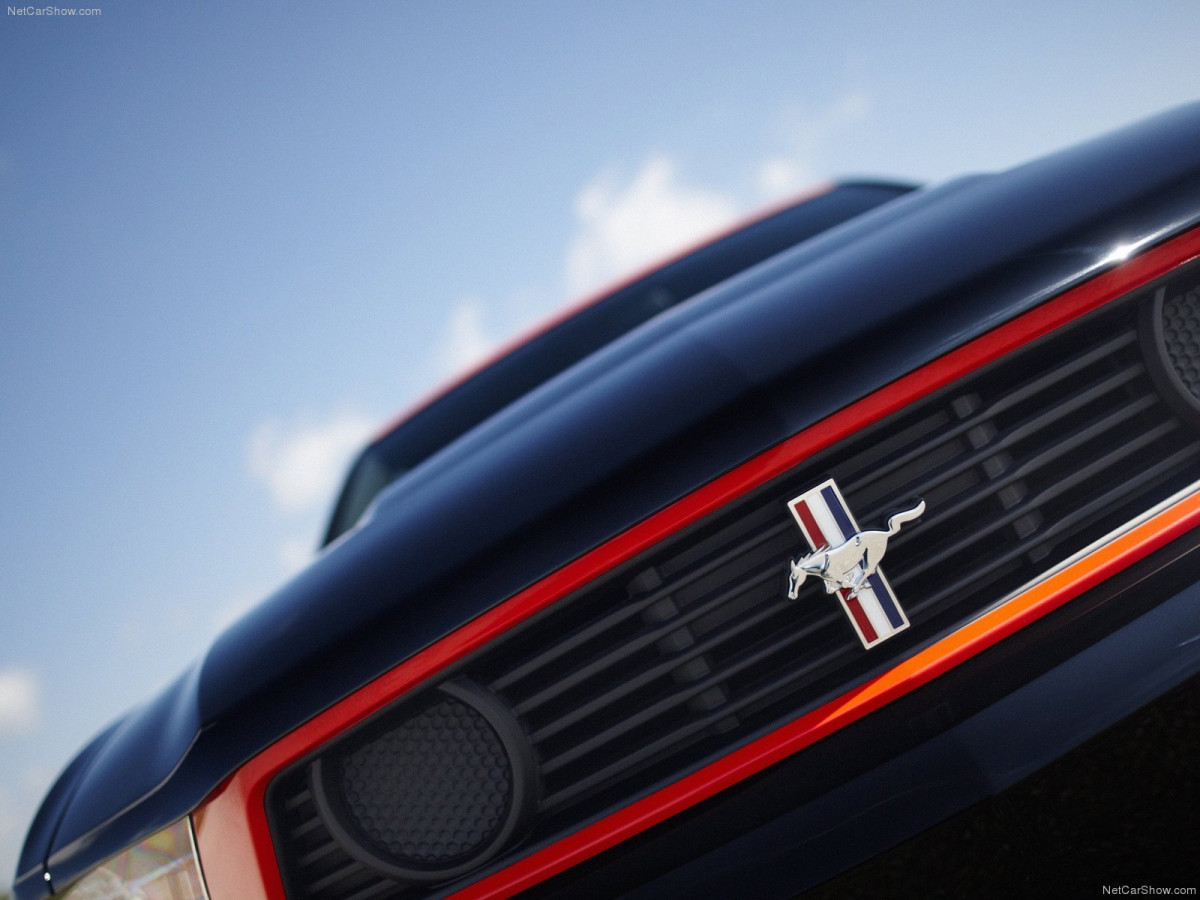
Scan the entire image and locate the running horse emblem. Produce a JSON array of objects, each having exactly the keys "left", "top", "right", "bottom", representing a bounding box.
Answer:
[{"left": 786, "top": 500, "right": 925, "bottom": 600}]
